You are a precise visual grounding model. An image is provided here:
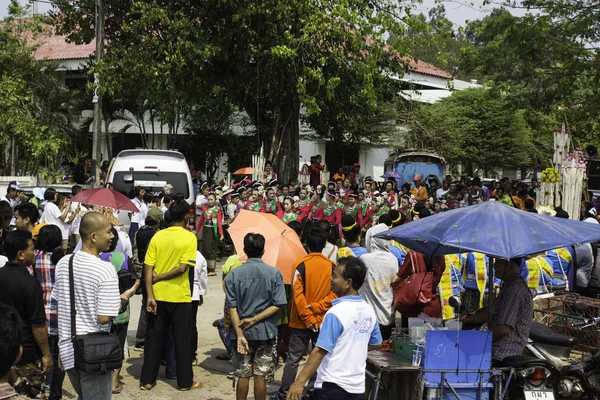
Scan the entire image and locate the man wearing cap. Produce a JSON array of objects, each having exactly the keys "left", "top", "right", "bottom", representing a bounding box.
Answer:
[
  {"left": 410, "top": 175, "right": 428, "bottom": 202},
  {"left": 1, "top": 181, "right": 26, "bottom": 210}
]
